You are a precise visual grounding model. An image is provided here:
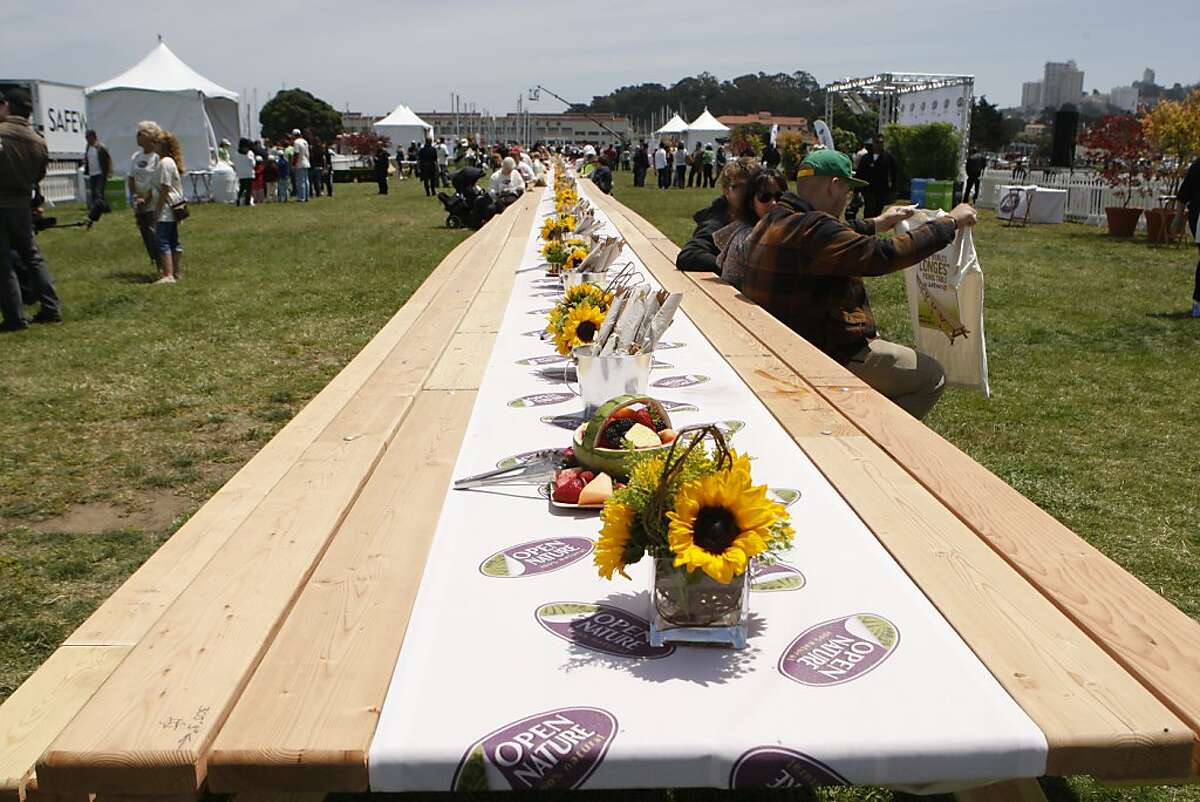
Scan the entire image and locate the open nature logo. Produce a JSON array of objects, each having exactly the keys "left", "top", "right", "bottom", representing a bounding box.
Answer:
[
  {"left": 480, "top": 538, "right": 594, "bottom": 577},
  {"left": 452, "top": 707, "right": 618, "bottom": 791},
  {"left": 729, "top": 746, "right": 848, "bottom": 789},
  {"left": 779, "top": 614, "right": 899, "bottom": 686},
  {"left": 535, "top": 602, "right": 675, "bottom": 659},
  {"left": 749, "top": 561, "right": 806, "bottom": 592}
]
